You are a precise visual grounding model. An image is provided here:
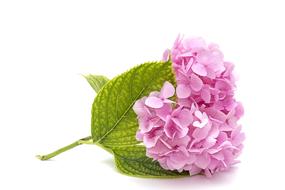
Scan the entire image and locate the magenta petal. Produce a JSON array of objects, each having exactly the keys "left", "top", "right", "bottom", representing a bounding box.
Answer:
[
  {"left": 190, "top": 74, "right": 203, "bottom": 91},
  {"left": 160, "top": 81, "right": 175, "bottom": 99},
  {"left": 192, "top": 63, "right": 207, "bottom": 76},
  {"left": 176, "top": 84, "right": 191, "bottom": 98},
  {"left": 145, "top": 96, "right": 164, "bottom": 108}
]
